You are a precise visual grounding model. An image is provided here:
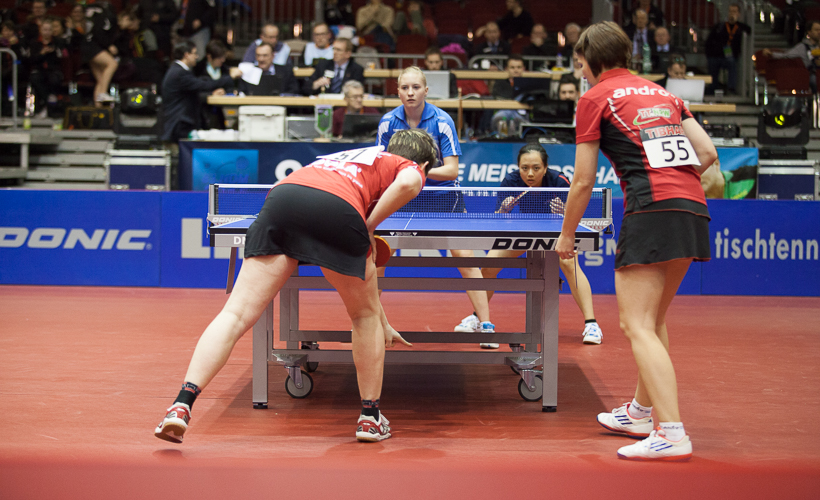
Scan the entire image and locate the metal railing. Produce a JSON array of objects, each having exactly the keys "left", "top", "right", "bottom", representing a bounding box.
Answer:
[
  {"left": 348, "top": 52, "right": 464, "bottom": 69},
  {"left": 468, "top": 54, "right": 557, "bottom": 72},
  {"left": 0, "top": 47, "right": 19, "bottom": 128}
]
